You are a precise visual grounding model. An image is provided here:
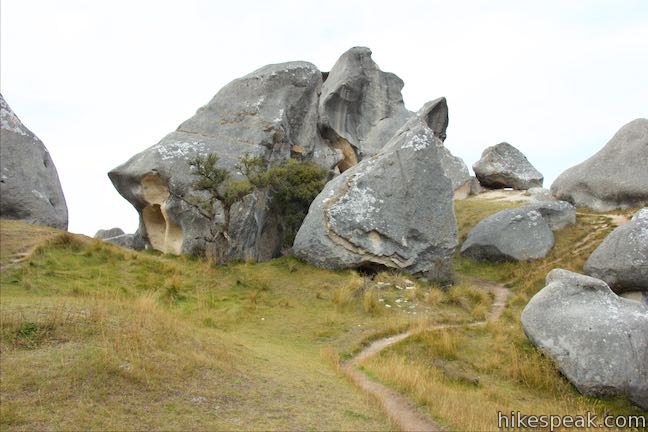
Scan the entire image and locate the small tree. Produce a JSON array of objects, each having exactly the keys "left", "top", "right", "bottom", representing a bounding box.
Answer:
[{"left": 189, "top": 152, "right": 327, "bottom": 248}]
